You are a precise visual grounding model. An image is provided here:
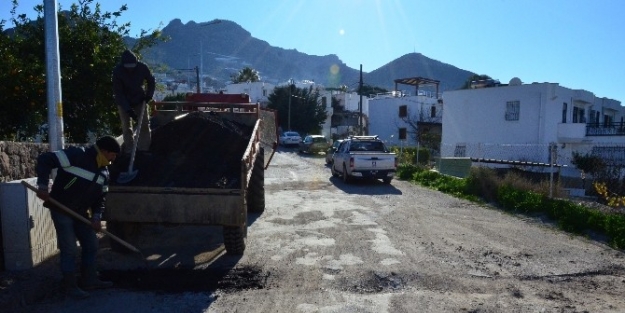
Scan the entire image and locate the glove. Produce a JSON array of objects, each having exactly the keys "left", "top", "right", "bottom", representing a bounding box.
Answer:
[{"left": 127, "top": 108, "right": 138, "bottom": 122}]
